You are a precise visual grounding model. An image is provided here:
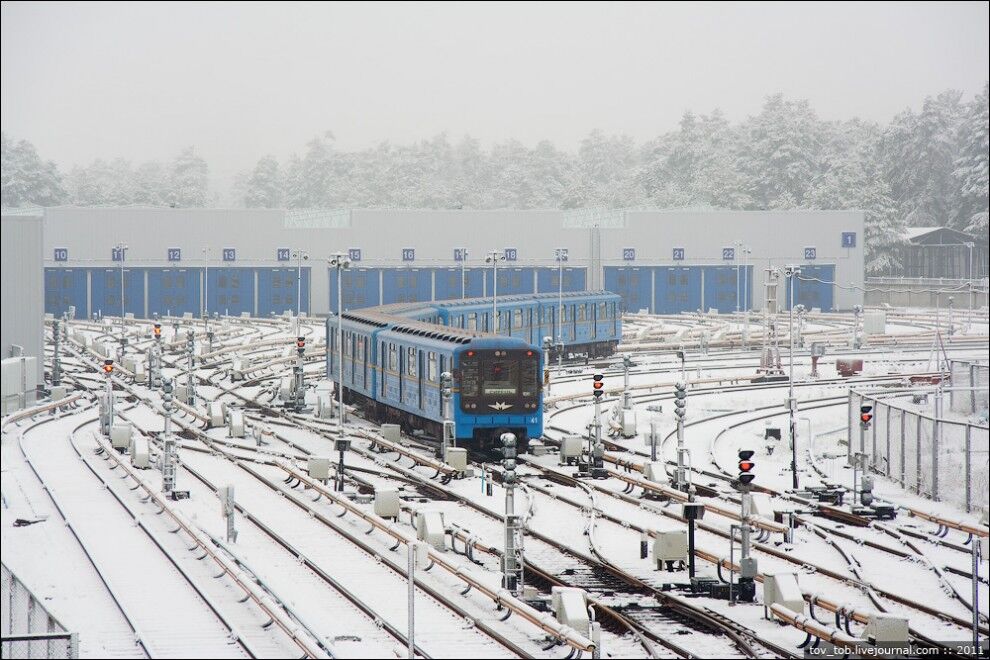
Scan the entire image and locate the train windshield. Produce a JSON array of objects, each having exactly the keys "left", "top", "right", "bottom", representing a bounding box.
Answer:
[
  {"left": 459, "top": 350, "right": 540, "bottom": 410},
  {"left": 483, "top": 360, "right": 518, "bottom": 396}
]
